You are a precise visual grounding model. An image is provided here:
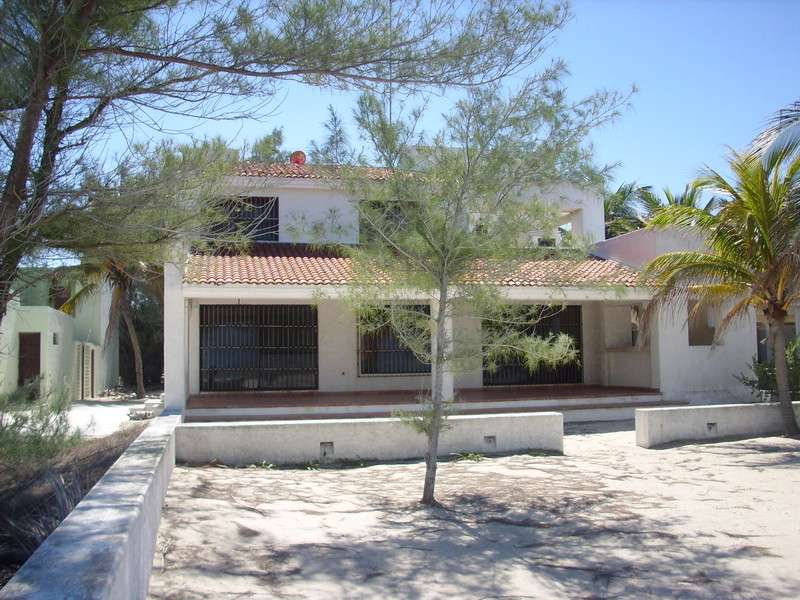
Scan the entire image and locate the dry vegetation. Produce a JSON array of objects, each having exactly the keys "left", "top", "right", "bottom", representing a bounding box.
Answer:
[{"left": 0, "top": 421, "right": 149, "bottom": 587}]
